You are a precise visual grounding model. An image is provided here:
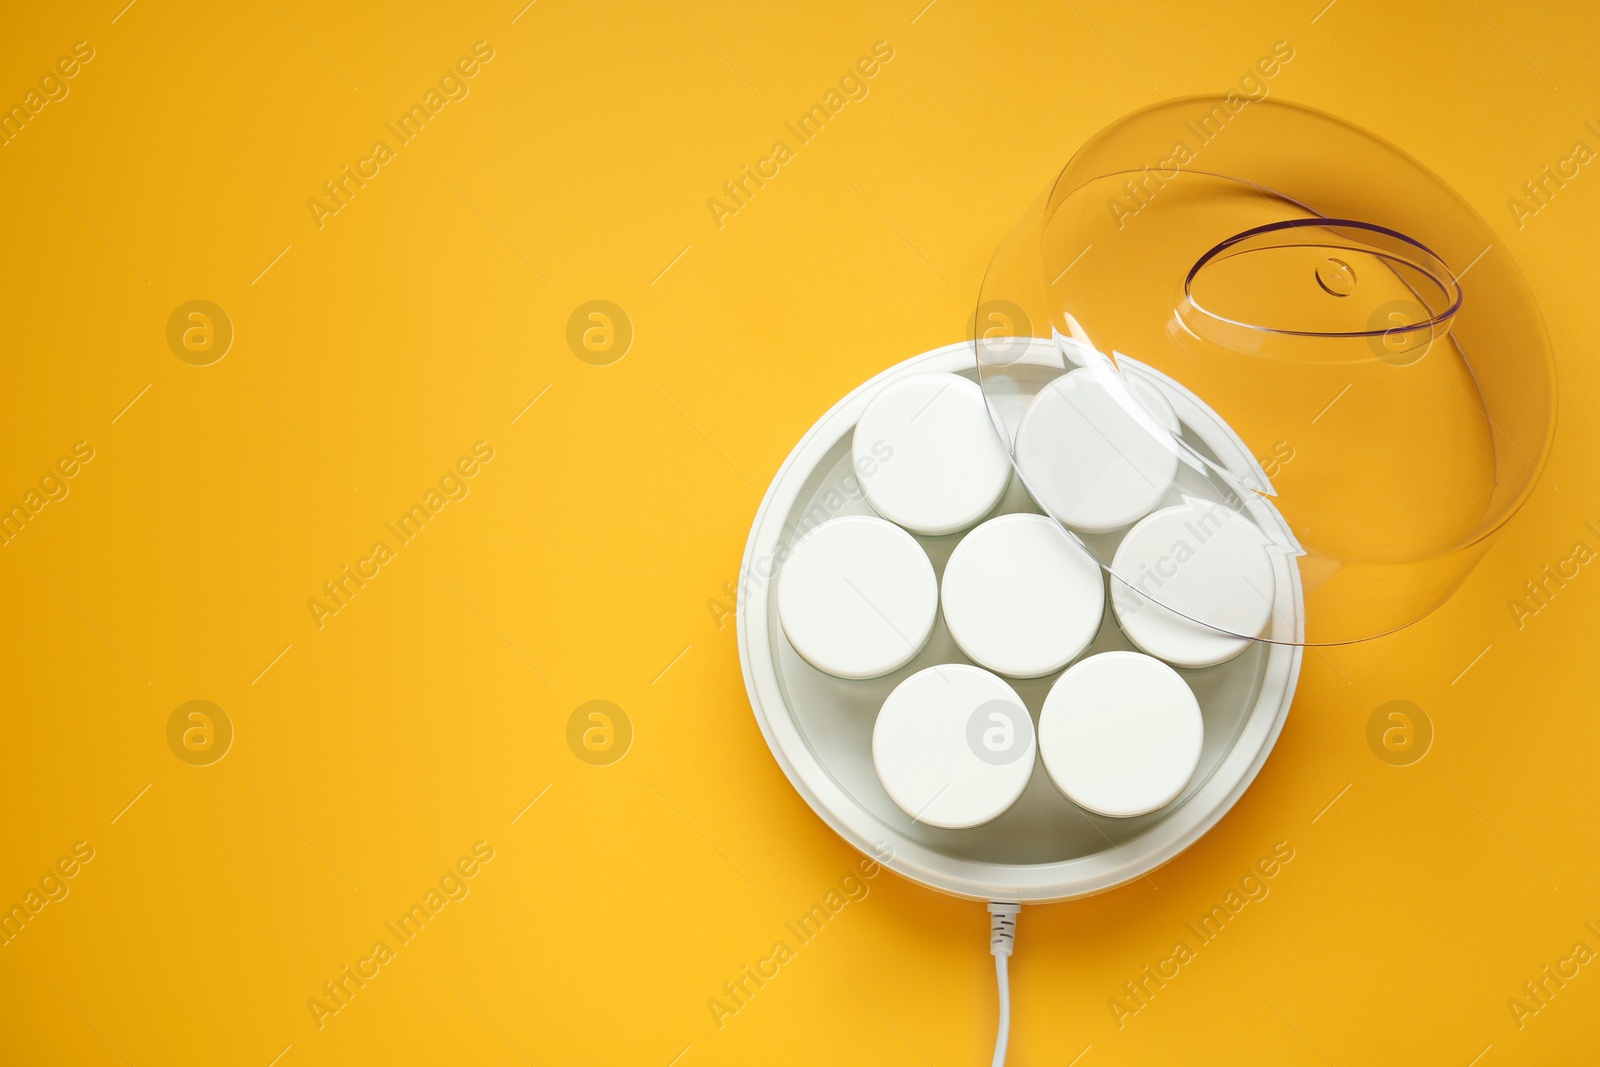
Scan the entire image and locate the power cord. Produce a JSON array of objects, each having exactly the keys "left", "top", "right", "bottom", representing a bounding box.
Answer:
[{"left": 988, "top": 901, "right": 1020, "bottom": 1067}]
